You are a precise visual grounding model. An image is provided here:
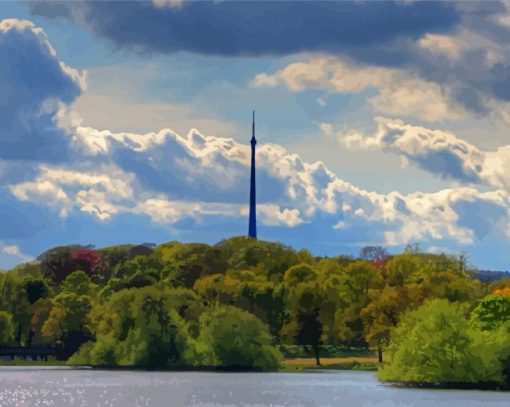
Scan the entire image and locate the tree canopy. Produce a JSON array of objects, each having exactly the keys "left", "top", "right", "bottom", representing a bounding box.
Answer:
[{"left": 0, "top": 236, "right": 506, "bottom": 381}]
